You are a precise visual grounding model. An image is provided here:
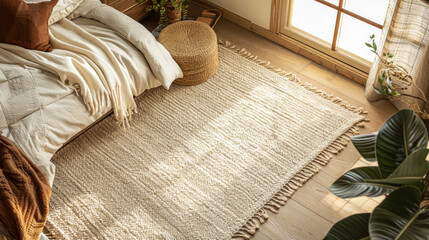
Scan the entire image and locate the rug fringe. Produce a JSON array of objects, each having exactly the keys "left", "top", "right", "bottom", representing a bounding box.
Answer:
[
  {"left": 218, "top": 40, "right": 369, "bottom": 240},
  {"left": 219, "top": 40, "right": 370, "bottom": 118}
]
